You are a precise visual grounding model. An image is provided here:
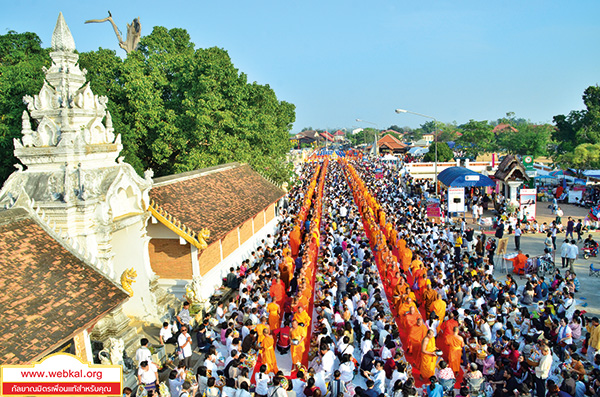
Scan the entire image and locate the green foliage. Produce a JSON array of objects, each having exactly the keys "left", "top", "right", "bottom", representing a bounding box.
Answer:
[
  {"left": 348, "top": 128, "right": 378, "bottom": 147},
  {"left": 0, "top": 27, "right": 295, "bottom": 184},
  {"left": 558, "top": 143, "right": 600, "bottom": 171},
  {"left": 423, "top": 141, "right": 454, "bottom": 162},
  {"left": 496, "top": 123, "right": 554, "bottom": 158},
  {"left": 456, "top": 120, "right": 495, "bottom": 159},
  {"left": 553, "top": 86, "right": 600, "bottom": 171},
  {"left": 0, "top": 31, "right": 49, "bottom": 182}
]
